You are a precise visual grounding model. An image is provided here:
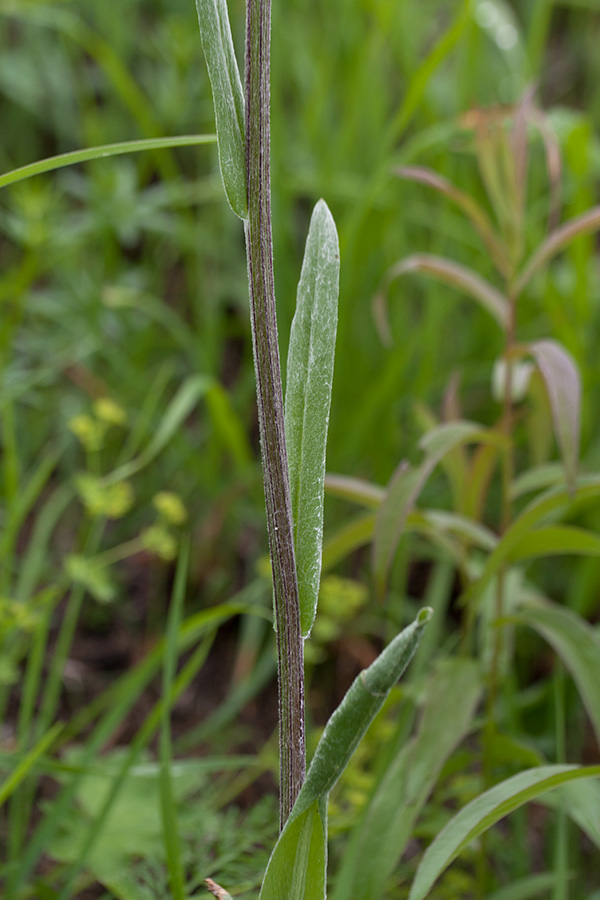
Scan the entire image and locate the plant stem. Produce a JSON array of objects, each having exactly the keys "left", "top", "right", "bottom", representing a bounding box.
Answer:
[{"left": 244, "top": 0, "right": 305, "bottom": 829}]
